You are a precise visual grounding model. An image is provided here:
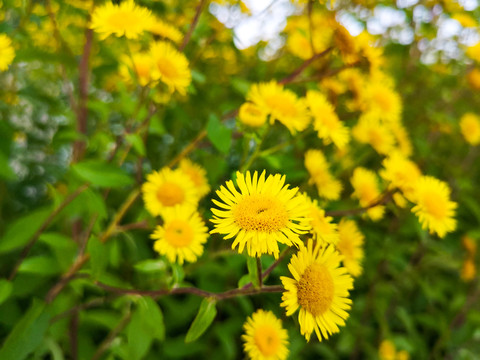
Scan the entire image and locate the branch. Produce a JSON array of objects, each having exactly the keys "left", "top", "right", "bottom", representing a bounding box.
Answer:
[
  {"left": 8, "top": 184, "right": 89, "bottom": 280},
  {"left": 325, "top": 189, "right": 397, "bottom": 217},
  {"left": 179, "top": 0, "right": 207, "bottom": 51},
  {"left": 279, "top": 47, "right": 333, "bottom": 85}
]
